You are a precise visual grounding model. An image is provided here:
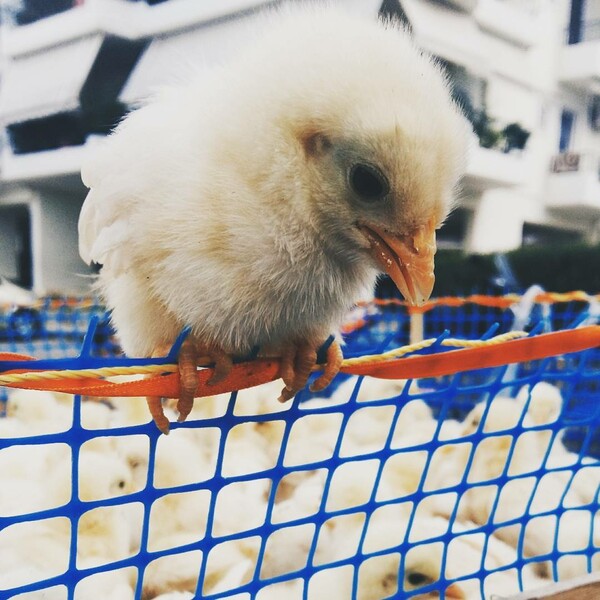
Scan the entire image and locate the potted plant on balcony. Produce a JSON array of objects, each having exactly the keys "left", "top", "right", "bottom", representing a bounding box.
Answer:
[
  {"left": 503, "top": 123, "right": 530, "bottom": 153},
  {"left": 472, "top": 110, "right": 503, "bottom": 150}
]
